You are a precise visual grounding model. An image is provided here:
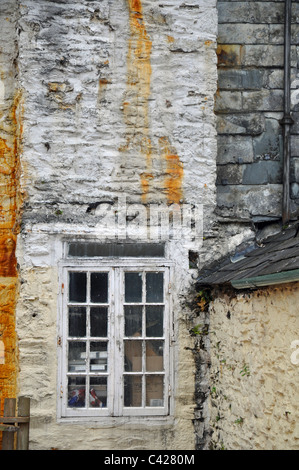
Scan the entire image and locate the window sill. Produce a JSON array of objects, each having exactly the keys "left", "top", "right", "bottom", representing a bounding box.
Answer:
[{"left": 57, "top": 415, "right": 175, "bottom": 427}]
